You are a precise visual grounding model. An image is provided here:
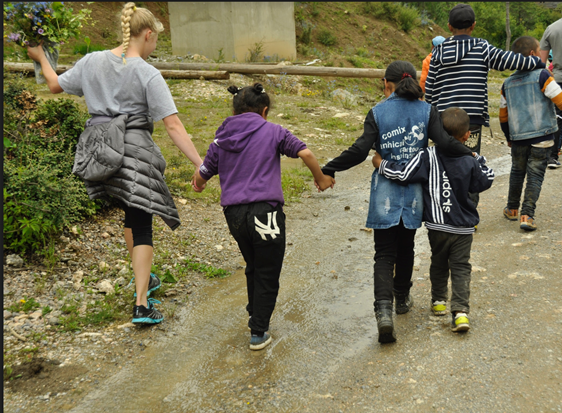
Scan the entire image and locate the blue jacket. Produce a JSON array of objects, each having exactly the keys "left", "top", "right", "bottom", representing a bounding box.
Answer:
[
  {"left": 322, "top": 93, "right": 473, "bottom": 230},
  {"left": 502, "top": 69, "right": 558, "bottom": 141},
  {"left": 378, "top": 148, "right": 495, "bottom": 234}
]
